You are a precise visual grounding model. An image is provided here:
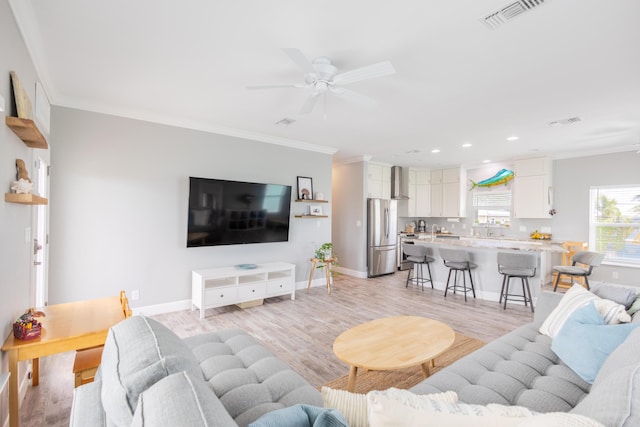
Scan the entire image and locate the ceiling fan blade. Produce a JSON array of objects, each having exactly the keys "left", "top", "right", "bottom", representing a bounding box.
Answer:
[
  {"left": 246, "top": 83, "right": 306, "bottom": 90},
  {"left": 282, "top": 48, "right": 316, "bottom": 76},
  {"left": 332, "top": 61, "right": 396, "bottom": 86},
  {"left": 300, "top": 92, "right": 321, "bottom": 114},
  {"left": 330, "top": 87, "right": 380, "bottom": 109}
]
